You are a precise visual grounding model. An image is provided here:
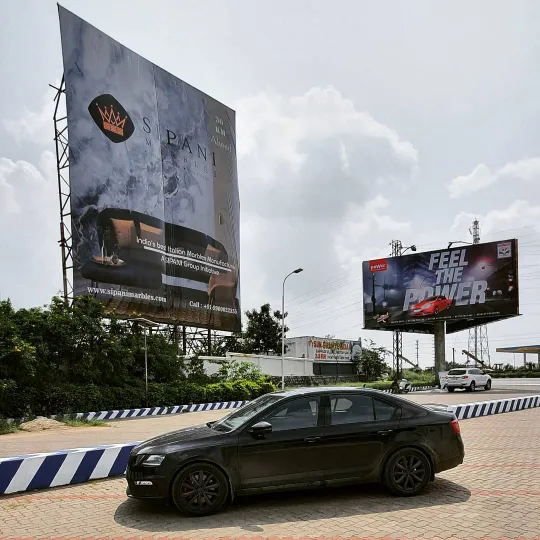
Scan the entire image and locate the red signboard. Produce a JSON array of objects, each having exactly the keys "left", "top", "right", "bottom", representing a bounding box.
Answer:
[{"left": 369, "top": 259, "right": 388, "bottom": 273}]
